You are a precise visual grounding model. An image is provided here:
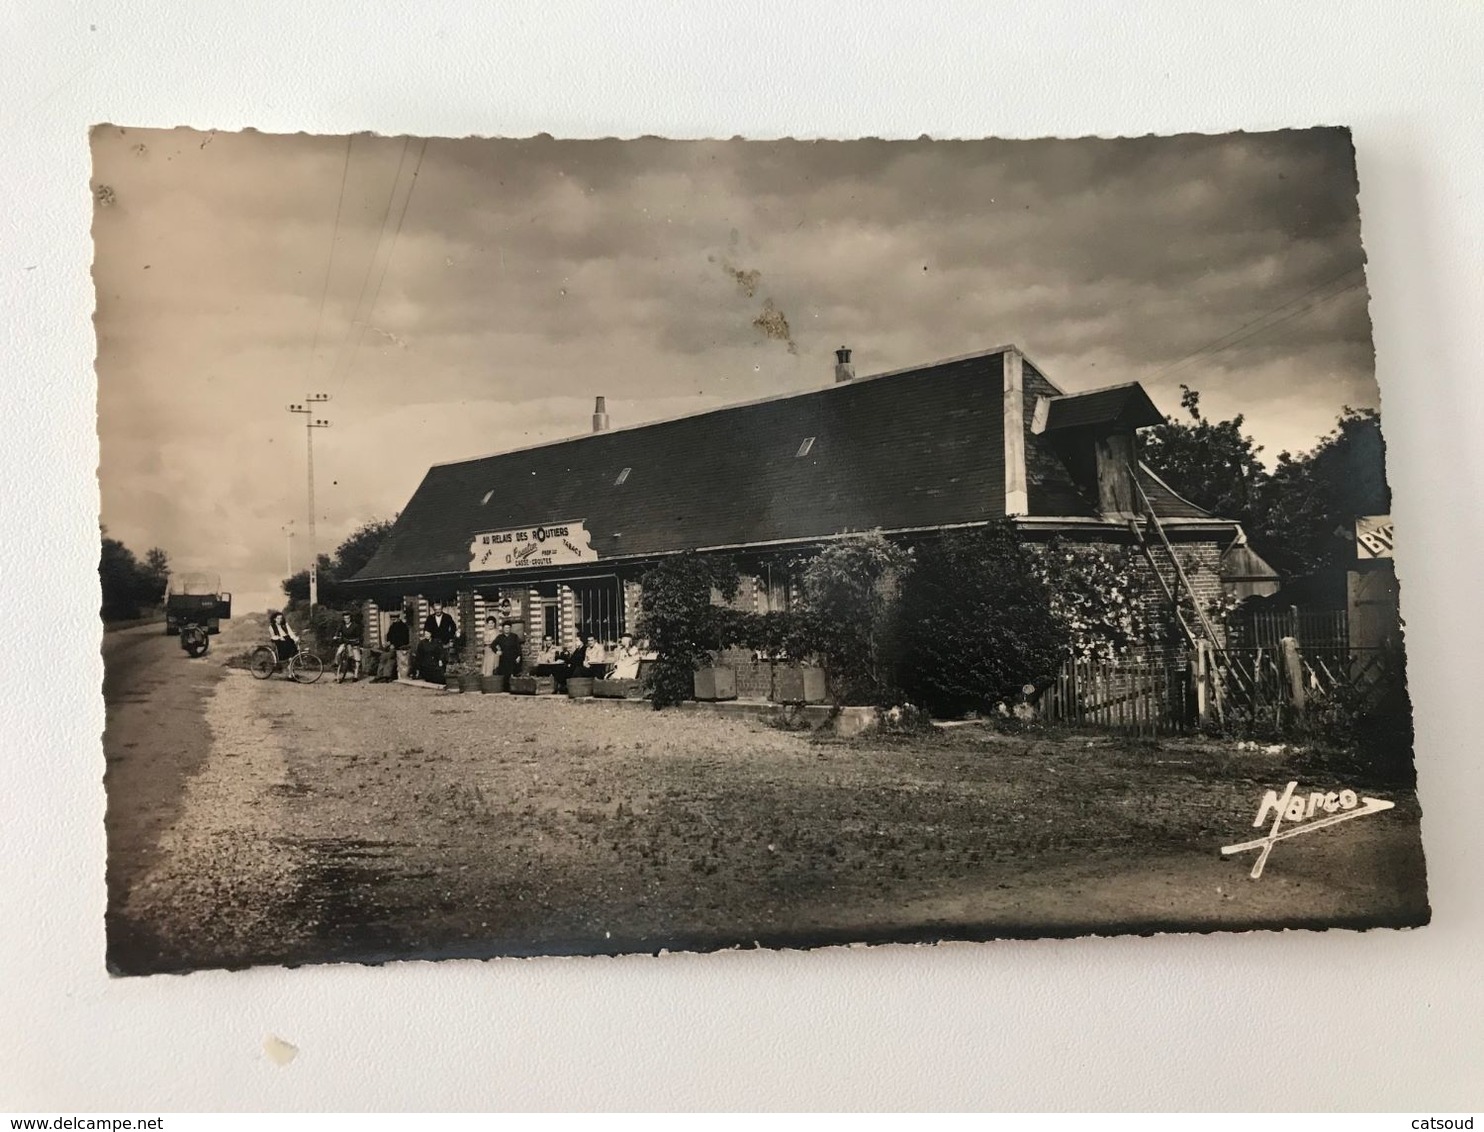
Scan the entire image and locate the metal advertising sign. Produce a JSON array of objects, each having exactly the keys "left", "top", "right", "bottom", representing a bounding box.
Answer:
[
  {"left": 1355, "top": 514, "right": 1394, "bottom": 559},
  {"left": 469, "top": 520, "right": 597, "bottom": 571}
]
